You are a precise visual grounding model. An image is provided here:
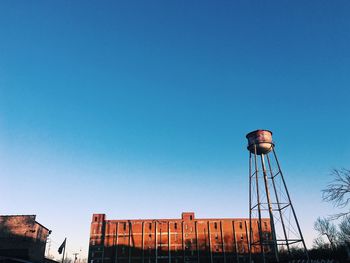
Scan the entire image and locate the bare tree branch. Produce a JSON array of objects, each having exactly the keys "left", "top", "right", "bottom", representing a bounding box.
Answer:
[
  {"left": 322, "top": 168, "right": 350, "bottom": 219},
  {"left": 328, "top": 212, "right": 350, "bottom": 220},
  {"left": 314, "top": 217, "right": 338, "bottom": 248},
  {"left": 338, "top": 216, "right": 350, "bottom": 244}
]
